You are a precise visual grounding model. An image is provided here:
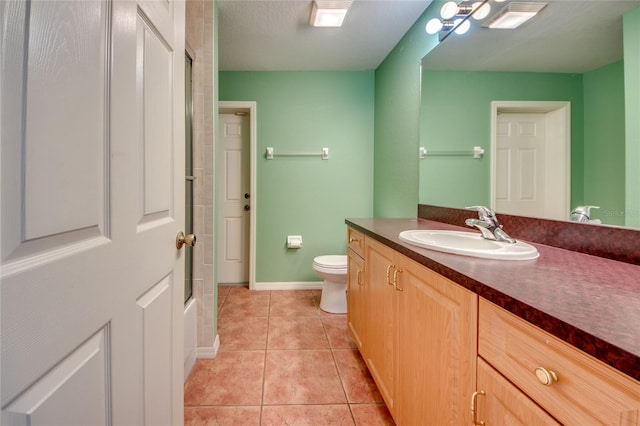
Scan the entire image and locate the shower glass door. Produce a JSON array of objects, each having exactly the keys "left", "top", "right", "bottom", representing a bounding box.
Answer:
[{"left": 184, "top": 52, "right": 194, "bottom": 303}]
